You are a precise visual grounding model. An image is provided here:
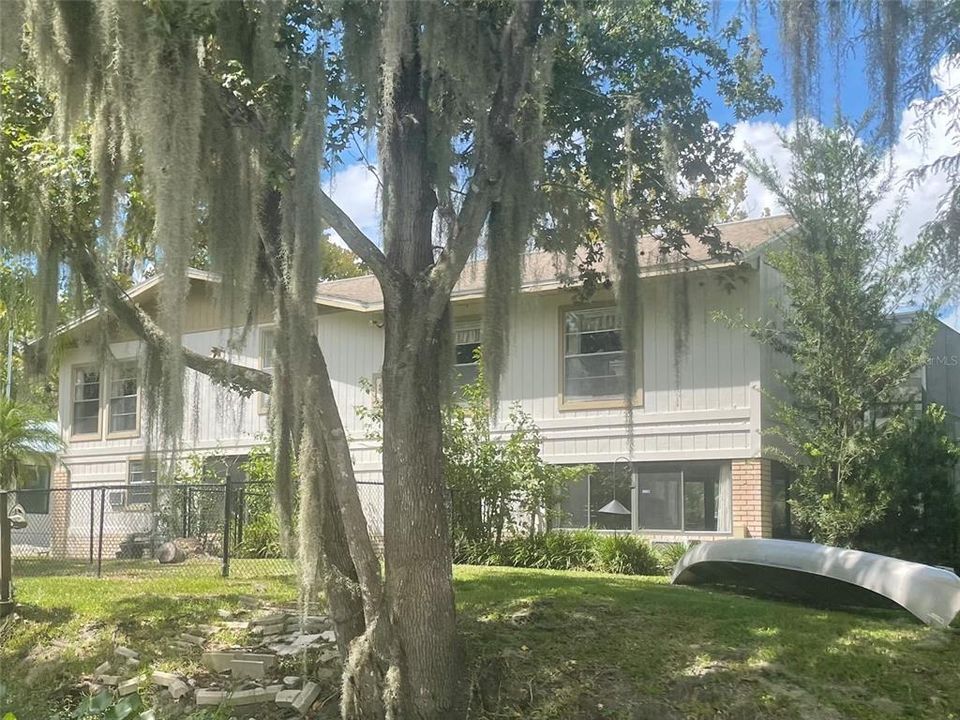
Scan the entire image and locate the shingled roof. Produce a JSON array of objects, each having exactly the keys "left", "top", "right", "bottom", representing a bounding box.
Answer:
[
  {"left": 55, "top": 214, "right": 795, "bottom": 336},
  {"left": 314, "top": 214, "right": 796, "bottom": 311}
]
